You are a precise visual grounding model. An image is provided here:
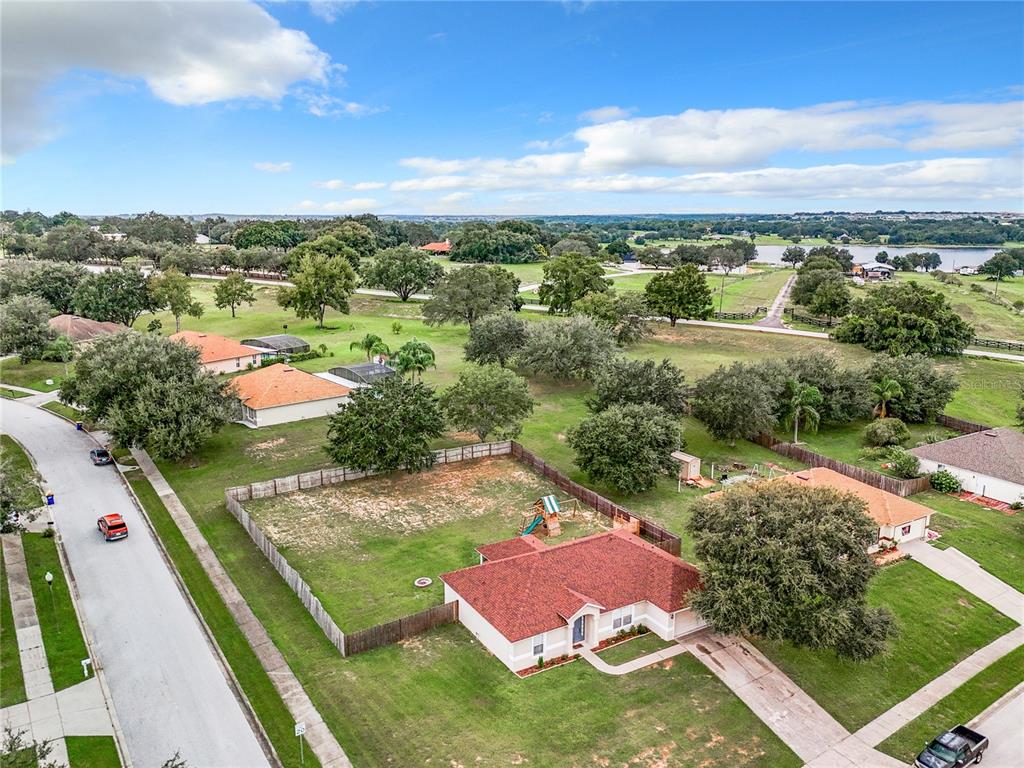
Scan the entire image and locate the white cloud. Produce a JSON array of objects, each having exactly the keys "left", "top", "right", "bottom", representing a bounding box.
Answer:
[
  {"left": 440, "top": 192, "right": 472, "bottom": 203},
  {"left": 302, "top": 93, "right": 387, "bottom": 118},
  {"left": 312, "top": 179, "right": 385, "bottom": 190},
  {"left": 309, "top": 1, "right": 358, "bottom": 23},
  {"left": 578, "top": 105, "right": 634, "bottom": 124},
  {"left": 352, "top": 181, "right": 386, "bottom": 190},
  {"left": 254, "top": 161, "right": 293, "bottom": 173},
  {"left": 314, "top": 179, "right": 346, "bottom": 189},
  {"left": 2, "top": 1, "right": 331, "bottom": 162},
  {"left": 385, "top": 98, "right": 1023, "bottom": 205}
]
